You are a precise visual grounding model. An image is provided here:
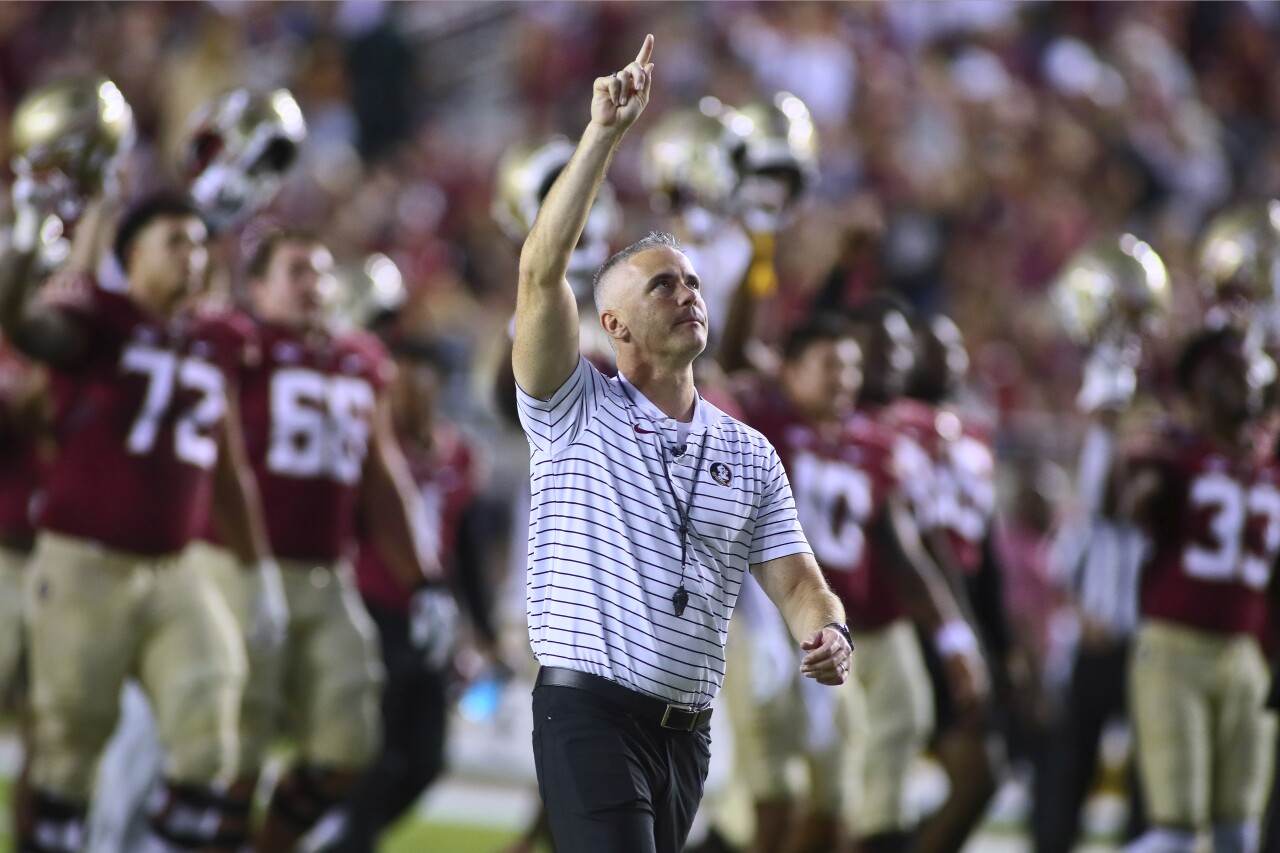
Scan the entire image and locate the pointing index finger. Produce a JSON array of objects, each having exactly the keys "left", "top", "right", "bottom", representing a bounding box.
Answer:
[{"left": 636, "top": 33, "right": 654, "bottom": 66}]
